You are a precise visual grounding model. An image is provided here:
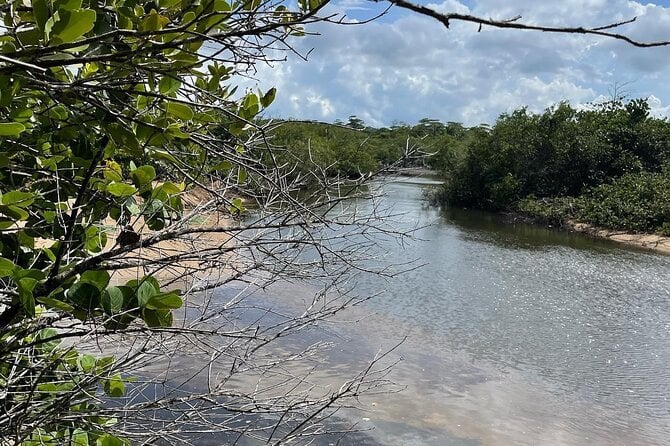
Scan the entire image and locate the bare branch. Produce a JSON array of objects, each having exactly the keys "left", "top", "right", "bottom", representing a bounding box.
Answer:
[{"left": 385, "top": 0, "right": 670, "bottom": 47}]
